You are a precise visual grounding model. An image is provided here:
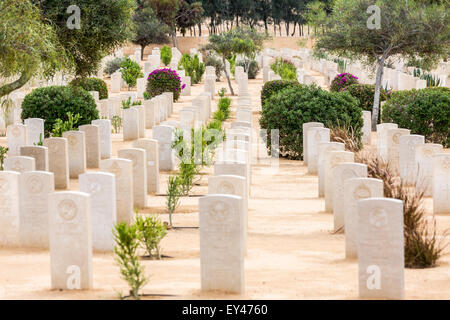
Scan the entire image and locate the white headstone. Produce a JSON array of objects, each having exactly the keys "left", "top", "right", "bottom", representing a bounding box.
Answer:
[
  {"left": 143, "top": 98, "right": 157, "bottom": 129},
  {"left": 63, "top": 131, "right": 86, "bottom": 179},
  {"left": 152, "top": 125, "right": 175, "bottom": 171},
  {"left": 4, "top": 156, "right": 35, "bottom": 173},
  {"left": 332, "top": 163, "right": 368, "bottom": 232},
  {"left": 317, "top": 142, "right": 345, "bottom": 197},
  {"left": 111, "top": 72, "right": 122, "bottom": 93},
  {"left": 376, "top": 123, "right": 398, "bottom": 161},
  {"left": 24, "top": 118, "right": 44, "bottom": 146},
  {"left": 91, "top": 119, "right": 112, "bottom": 160},
  {"left": 302, "top": 122, "right": 324, "bottom": 165},
  {"left": 0, "top": 171, "right": 20, "bottom": 246},
  {"left": 324, "top": 151, "right": 354, "bottom": 211},
  {"left": 433, "top": 154, "right": 450, "bottom": 214},
  {"left": 181, "top": 76, "right": 191, "bottom": 96},
  {"left": 362, "top": 111, "right": 371, "bottom": 145},
  {"left": 307, "top": 127, "right": 330, "bottom": 174},
  {"left": 357, "top": 198, "right": 404, "bottom": 299},
  {"left": 123, "top": 107, "right": 140, "bottom": 141},
  {"left": 100, "top": 158, "right": 134, "bottom": 224},
  {"left": 344, "top": 178, "right": 383, "bottom": 259},
  {"left": 79, "top": 172, "right": 117, "bottom": 252},
  {"left": 79, "top": 125, "right": 101, "bottom": 169},
  {"left": 20, "top": 146, "right": 49, "bottom": 171},
  {"left": 399, "top": 135, "right": 424, "bottom": 185},
  {"left": 118, "top": 148, "right": 147, "bottom": 208},
  {"left": 44, "top": 137, "right": 70, "bottom": 189},
  {"left": 132, "top": 139, "right": 160, "bottom": 194},
  {"left": 19, "top": 171, "right": 54, "bottom": 248},
  {"left": 199, "top": 195, "right": 245, "bottom": 294},
  {"left": 386, "top": 129, "right": 410, "bottom": 173},
  {"left": 49, "top": 191, "right": 93, "bottom": 290},
  {"left": 415, "top": 143, "right": 444, "bottom": 196},
  {"left": 7, "top": 124, "right": 28, "bottom": 157}
]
